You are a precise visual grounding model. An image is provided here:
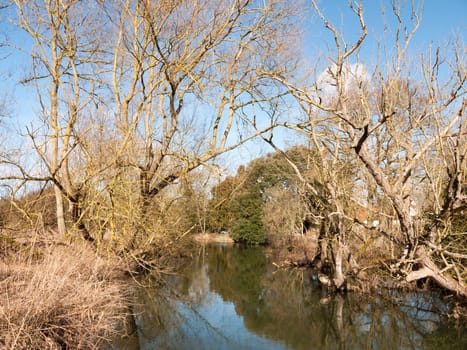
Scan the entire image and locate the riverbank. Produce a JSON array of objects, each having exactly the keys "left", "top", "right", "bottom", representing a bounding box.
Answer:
[
  {"left": 265, "top": 235, "right": 467, "bottom": 318},
  {"left": 193, "top": 233, "right": 235, "bottom": 244}
]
